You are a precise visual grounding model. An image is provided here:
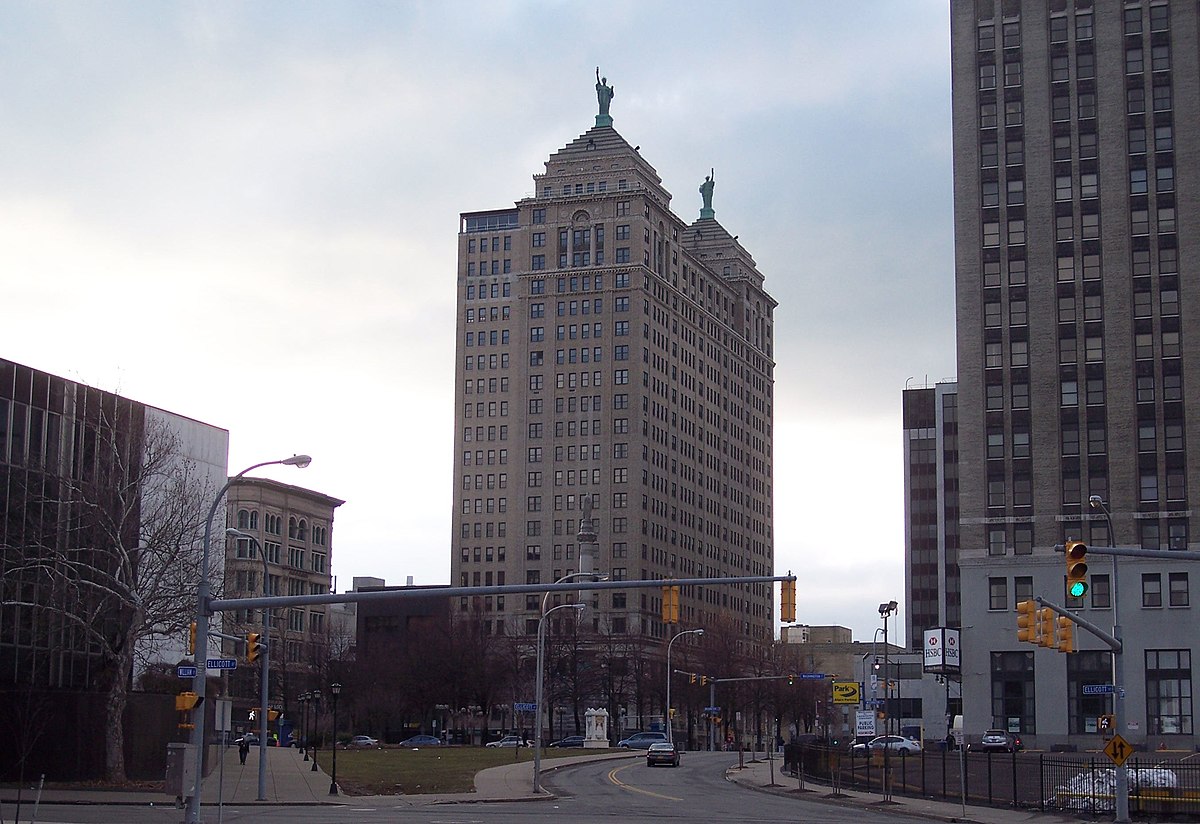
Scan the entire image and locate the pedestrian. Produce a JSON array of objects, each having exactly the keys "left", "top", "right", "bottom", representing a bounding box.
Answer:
[{"left": 239, "top": 737, "right": 249, "bottom": 765}]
